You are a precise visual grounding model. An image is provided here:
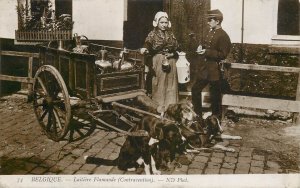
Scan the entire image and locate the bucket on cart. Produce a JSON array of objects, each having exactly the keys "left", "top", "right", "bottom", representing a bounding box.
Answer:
[{"left": 176, "top": 52, "right": 190, "bottom": 83}]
